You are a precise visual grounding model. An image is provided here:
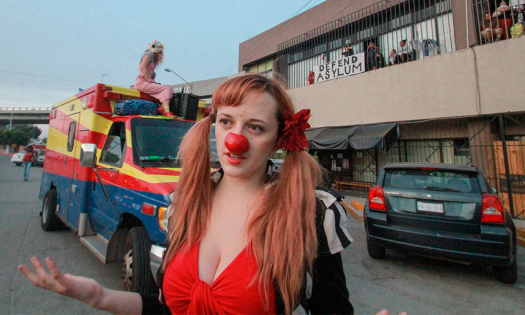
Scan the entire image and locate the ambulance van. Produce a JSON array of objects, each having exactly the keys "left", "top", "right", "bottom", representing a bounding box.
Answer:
[{"left": 39, "top": 83, "right": 213, "bottom": 293}]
